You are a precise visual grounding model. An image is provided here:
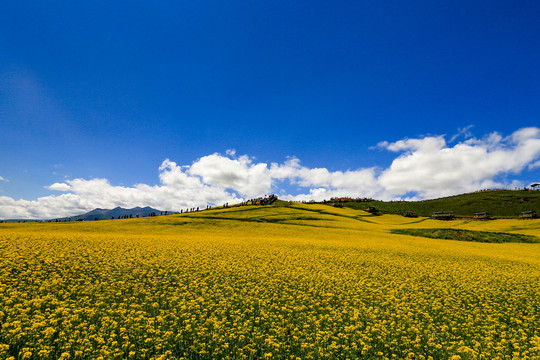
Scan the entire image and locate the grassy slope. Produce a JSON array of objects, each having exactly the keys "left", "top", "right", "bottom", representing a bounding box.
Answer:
[
  {"left": 336, "top": 190, "right": 540, "bottom": 218},
  {"left": 391, "top": 228, "right": 540, "bottom": 243},
  {"left": 167, "top": 201, "right": 540, "bottom": 243}
]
